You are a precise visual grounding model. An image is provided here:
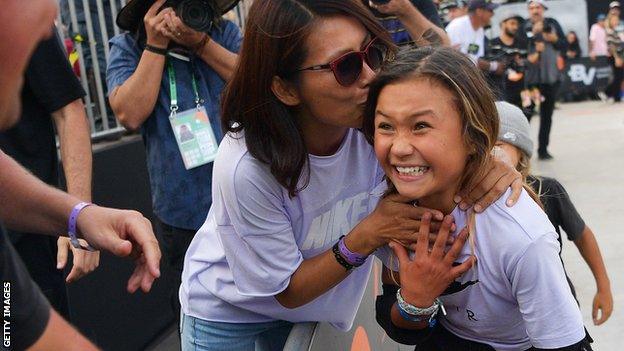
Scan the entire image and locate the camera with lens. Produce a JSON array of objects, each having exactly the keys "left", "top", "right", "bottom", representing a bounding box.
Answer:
[
  {"left": 162, "top": 0, "right": 218, "bottom": 33},
  {"left": 487, "top": 45, "right": 528, "bottom": 74}
]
